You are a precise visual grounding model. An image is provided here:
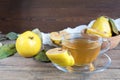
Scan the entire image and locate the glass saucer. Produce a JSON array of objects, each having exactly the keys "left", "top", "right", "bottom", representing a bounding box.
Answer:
[{"left": 53, "top": 53, "right": 111, "bottom": 74}]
